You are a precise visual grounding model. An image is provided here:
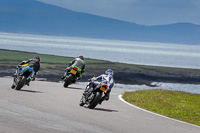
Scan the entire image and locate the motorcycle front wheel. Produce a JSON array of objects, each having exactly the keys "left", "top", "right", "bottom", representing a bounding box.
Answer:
[{"left": 79, "top": 96, "right": 85, "bottom": 106}]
